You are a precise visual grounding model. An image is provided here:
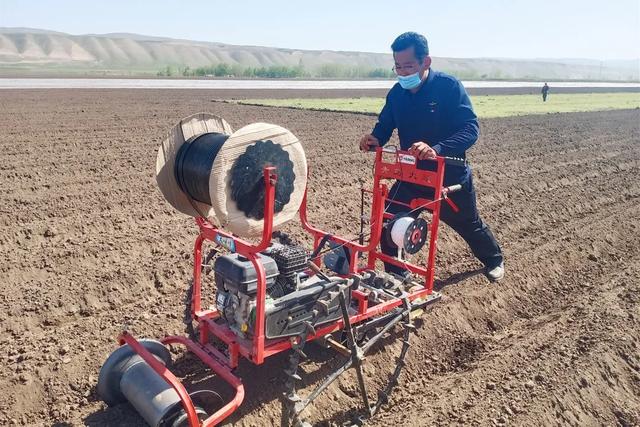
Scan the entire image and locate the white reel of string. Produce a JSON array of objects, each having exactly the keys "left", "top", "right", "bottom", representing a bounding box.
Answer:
[{"left": 389, "top": 214, "right": 429, "bottom": 258}]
